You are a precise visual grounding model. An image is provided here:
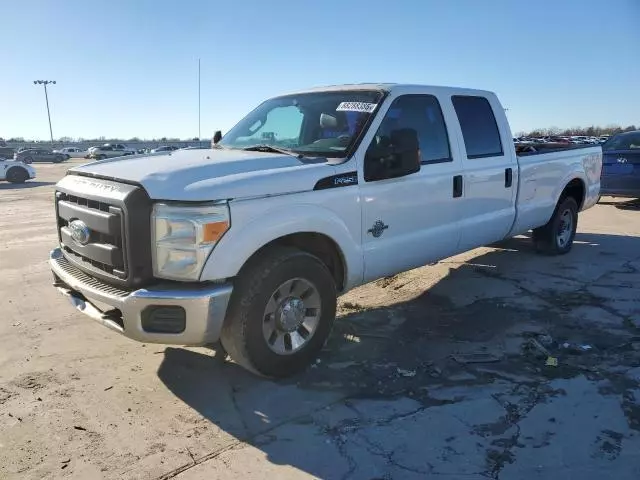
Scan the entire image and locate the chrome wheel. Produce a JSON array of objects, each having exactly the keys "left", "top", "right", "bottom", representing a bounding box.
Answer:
[
  {"left": 556, "top": 208, "right": 573, "bottom": 248},
  {"left": 262, "top": 278, "right": 321, "bottom": 355}
]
